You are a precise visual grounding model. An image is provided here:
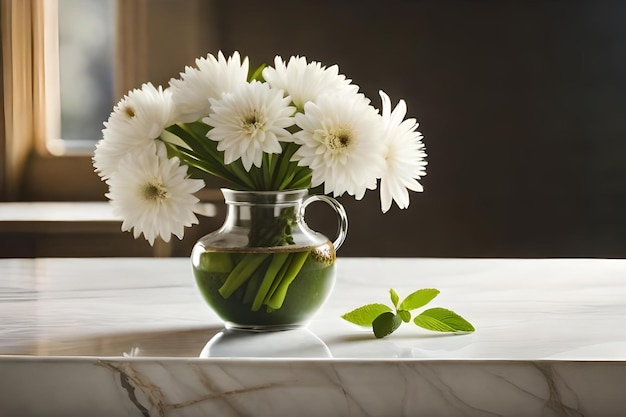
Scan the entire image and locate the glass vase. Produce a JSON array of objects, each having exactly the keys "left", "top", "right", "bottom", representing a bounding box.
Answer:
[{"left": 191, "top": 189, "right": 348, "bottom": 331}]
